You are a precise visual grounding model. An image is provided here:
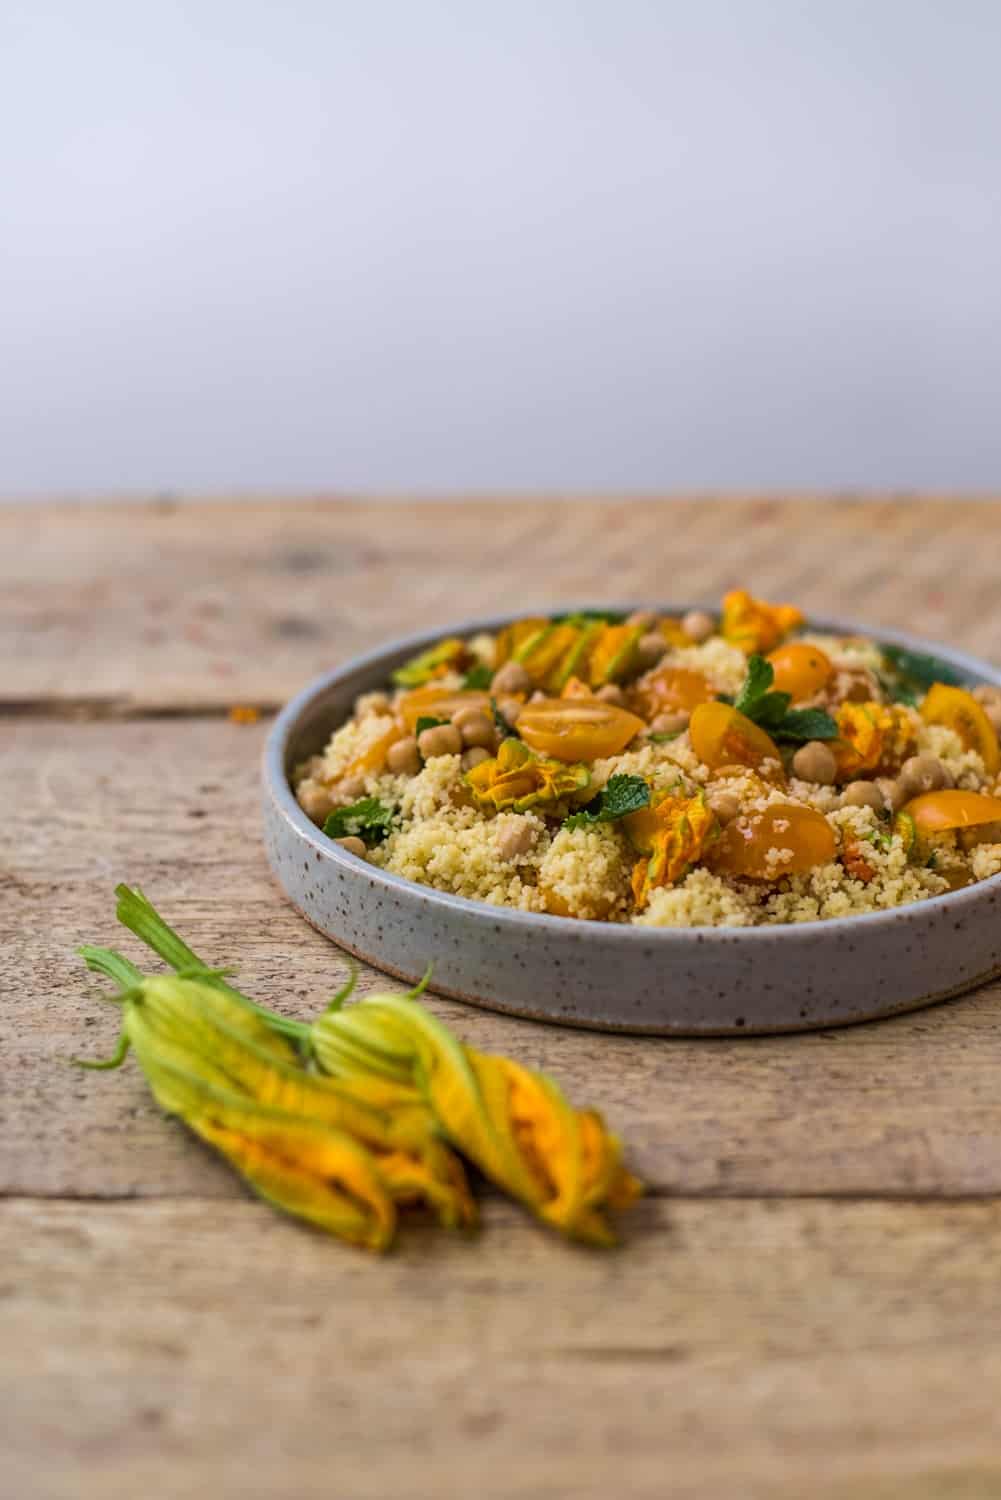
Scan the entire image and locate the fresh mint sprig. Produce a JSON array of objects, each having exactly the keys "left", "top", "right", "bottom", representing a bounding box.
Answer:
[
  {"left": 563, "top": 774, "right": 650, "bottom": 831},
  {"left": 733, "top": 655, "right": 838, "bottom": 743}
]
